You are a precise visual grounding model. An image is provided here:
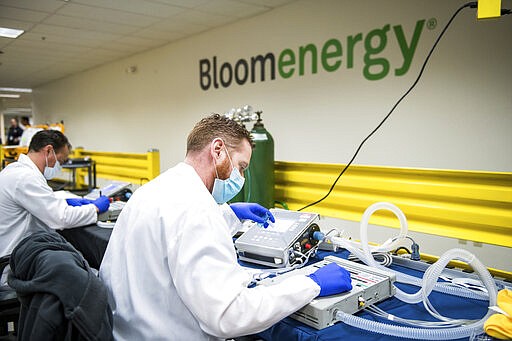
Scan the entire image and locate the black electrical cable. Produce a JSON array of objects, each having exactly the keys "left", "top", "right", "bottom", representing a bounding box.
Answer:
[
  {"left": 298, "top": 2, "right": 479, "bottom": 212},
  {"left": 393, "top": 246, "right": 412, "bottom": 255}
]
